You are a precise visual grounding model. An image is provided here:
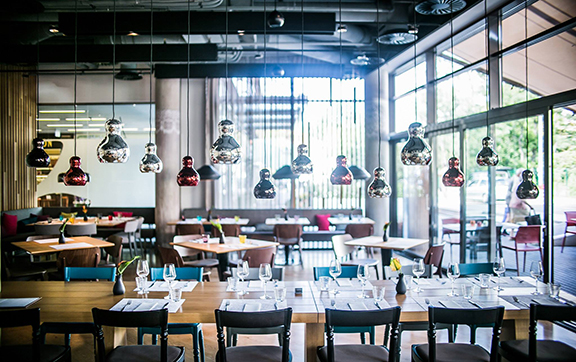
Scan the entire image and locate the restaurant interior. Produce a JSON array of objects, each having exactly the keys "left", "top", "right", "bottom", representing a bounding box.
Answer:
[{"left": 1, "top": 0, "right": 576, "bottom": 361}]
